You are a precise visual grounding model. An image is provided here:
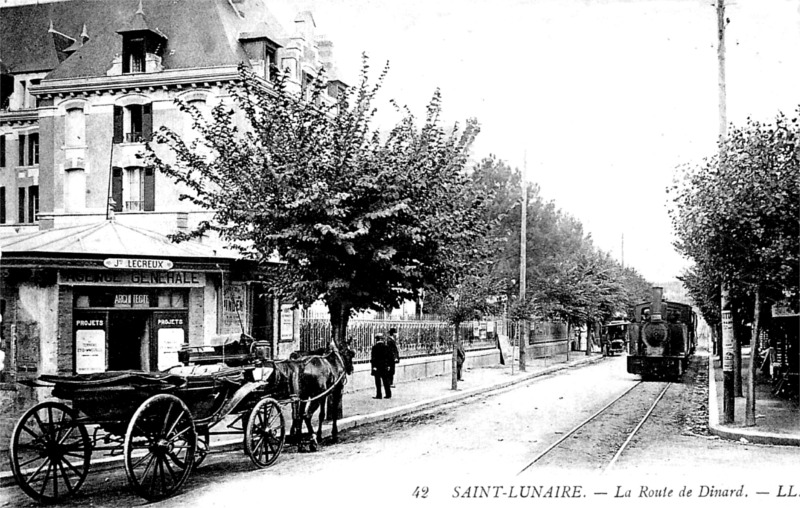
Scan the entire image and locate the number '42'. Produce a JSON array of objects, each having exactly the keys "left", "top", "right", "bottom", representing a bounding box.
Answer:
[{"left": 413, "top": 486, "right": 429, "bottom": 499}]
